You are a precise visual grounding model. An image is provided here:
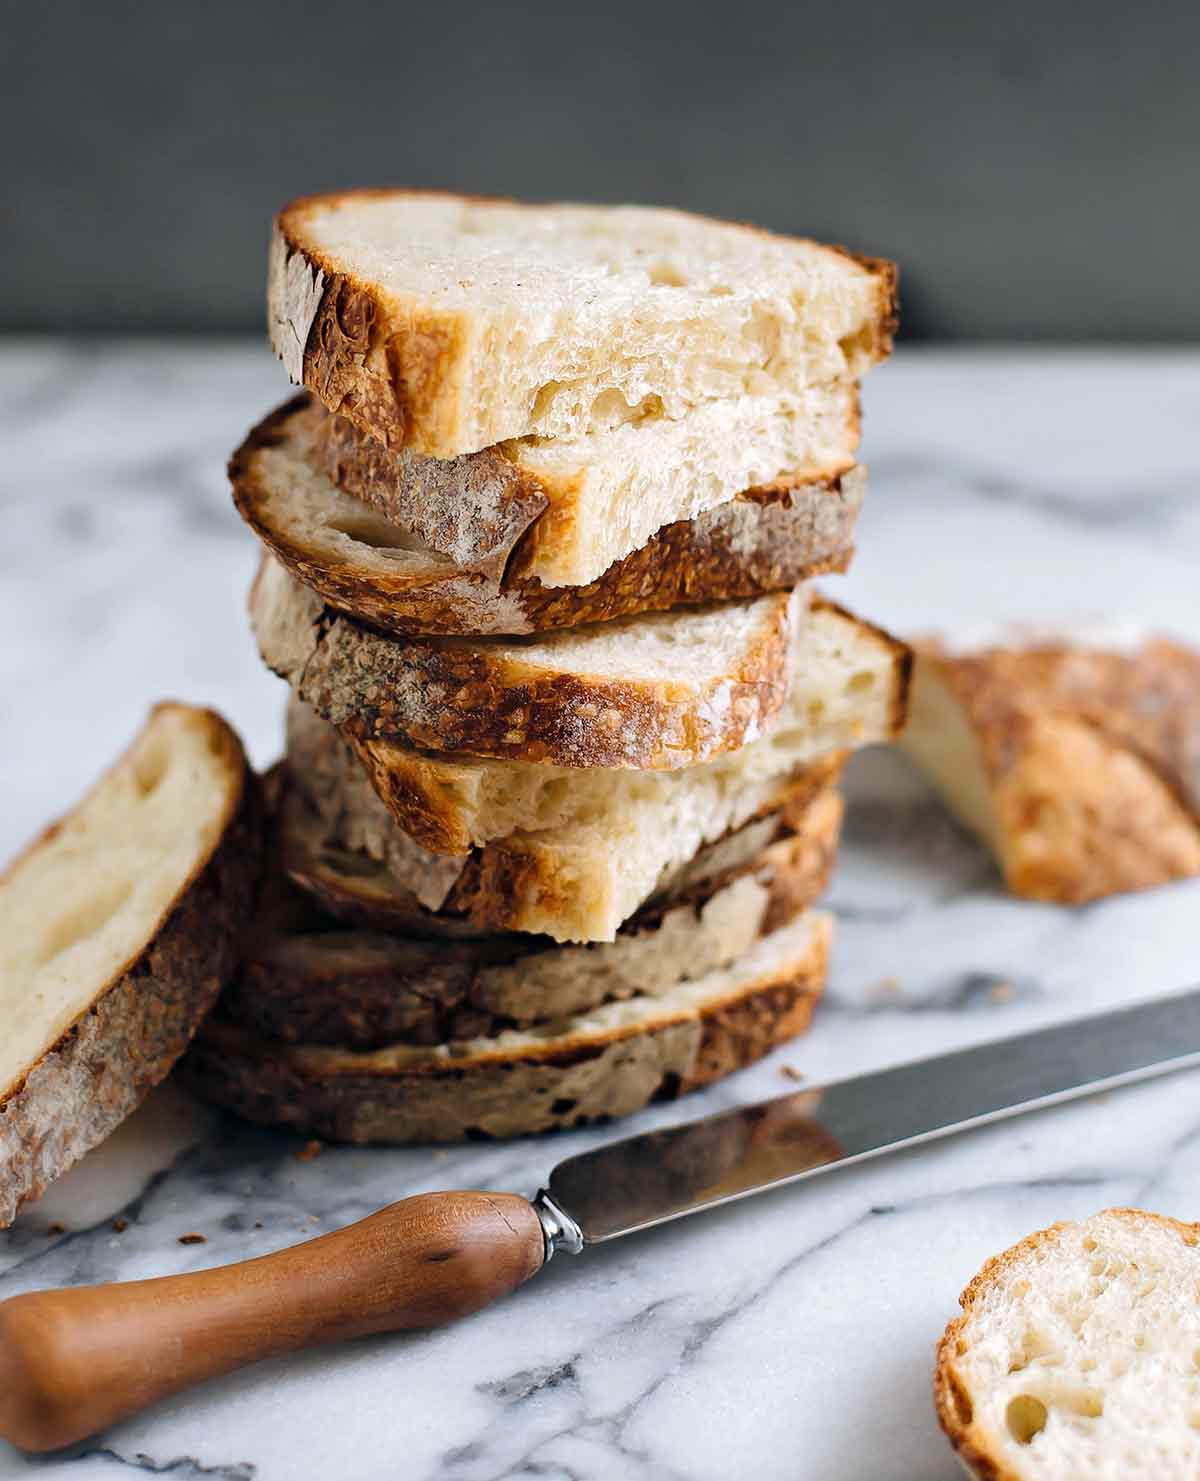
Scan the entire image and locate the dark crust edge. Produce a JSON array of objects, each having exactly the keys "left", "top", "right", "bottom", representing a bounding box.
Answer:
[
  {"left": 230, "top": 396, "right": 862, "bottom": 638},
  {"left": 0, "top": 712, "right": 265, "bottom": 1227}
]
